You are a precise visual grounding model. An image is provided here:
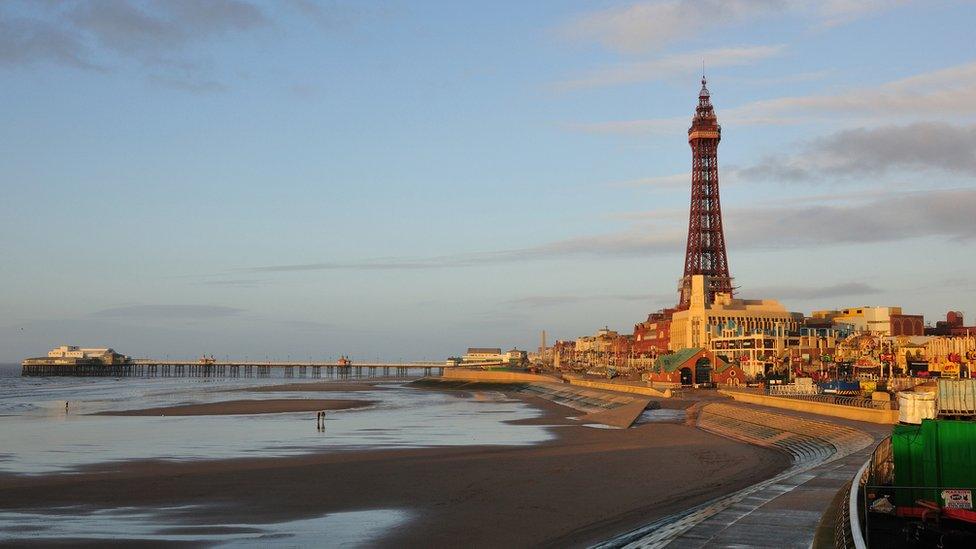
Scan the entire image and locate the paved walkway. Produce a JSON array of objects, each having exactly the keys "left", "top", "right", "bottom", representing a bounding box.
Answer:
[{"left": 599, "top": 402, "right": 890, "bottom": 549}]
